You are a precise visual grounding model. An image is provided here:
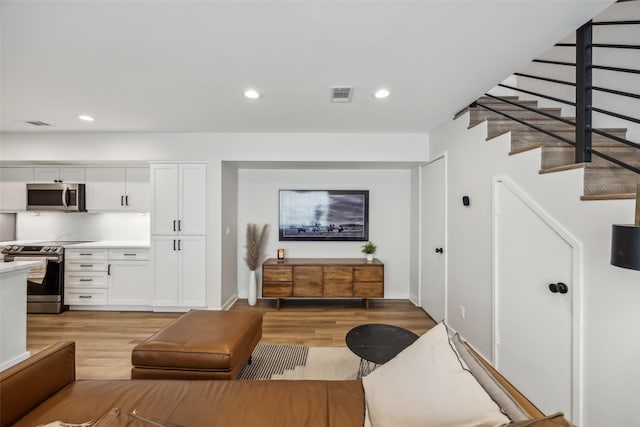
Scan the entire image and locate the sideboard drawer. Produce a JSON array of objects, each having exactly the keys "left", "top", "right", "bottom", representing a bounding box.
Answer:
[
  {"left": 354, "top": 282, "right": 384, "bottom": 298},
  {"left": 263, "top": 266, "right": 293, "bottom": 282},
  {"left": 353, "top": 266, "right": 383, "bottom": 282},
  {"left": 263, "top": 282, "right": 293, "bottom": 297}
]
